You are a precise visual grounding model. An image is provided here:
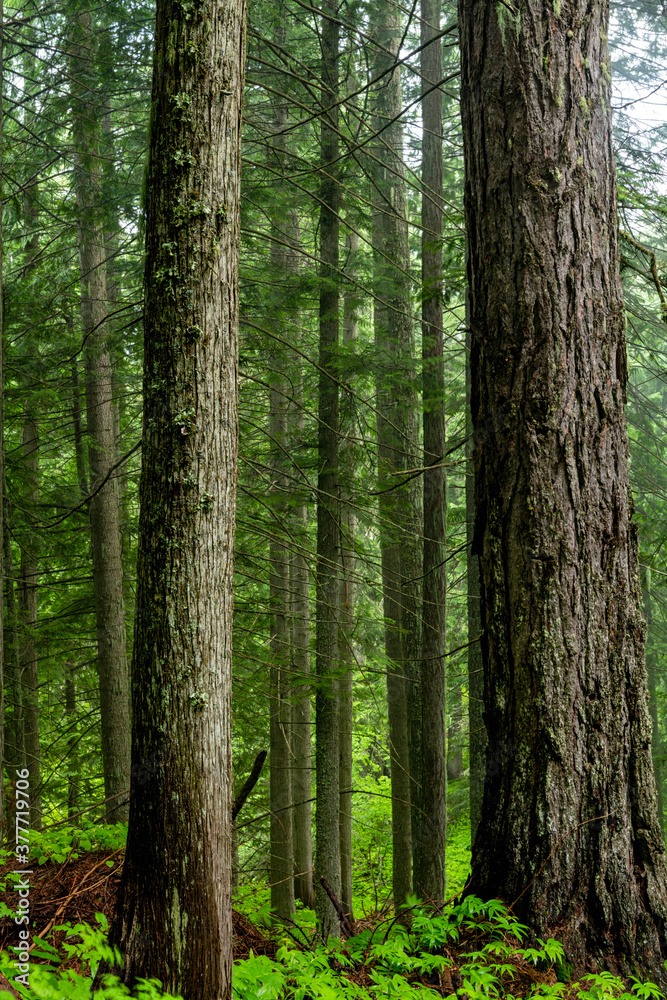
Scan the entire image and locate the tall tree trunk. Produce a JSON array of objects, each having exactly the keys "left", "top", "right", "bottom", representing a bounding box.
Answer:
[
  {"left": 105, "top": 0, "right": 245, "bottom": 988},
  {"left": 291, "top": 365, "right": 315, "bottom": 910},
  {"left": 370, "top": 0, "right": 421, "bottom": 913},
  {"left": 18, "top": 411, "right": 40, "bottom": 830},
  {"left": 417, "top": 0, "right": 447, "bottom": 904},
  {"left": 267, "top": 60, "right": 294, "bottom": 922},
  {"left": 460, "top": 0, "right": 667, "bottom": 980},
  {"left": 466, "top": 304, "right": 485, "bottom": 842},
  {"left": 338, "top": 229, "right": 359, "bottom": 921},
  {"left": 315, "top": 0, "right": 342, "bottom": 937},
  {"left": 70, "top": 13, "right": 130, "bottom": 823}
]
